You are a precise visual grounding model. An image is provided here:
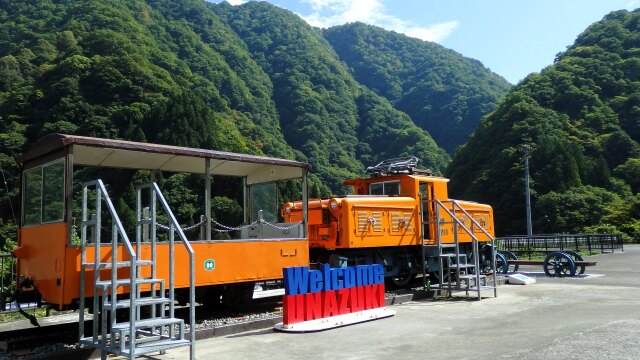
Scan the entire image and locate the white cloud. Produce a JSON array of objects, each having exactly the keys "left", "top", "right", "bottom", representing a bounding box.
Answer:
[
  {"left": 225, "top": 0, "right": 247, "bottom": 5},
  {"left": 628, "top": 0, "right": 639, "bottom": 9},
  {"left": 300, "top": 0, "right": 458, "bottom": 43}
]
